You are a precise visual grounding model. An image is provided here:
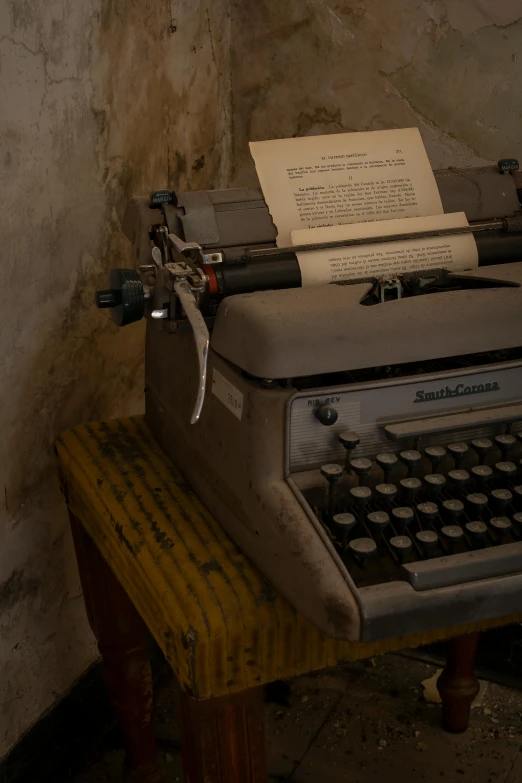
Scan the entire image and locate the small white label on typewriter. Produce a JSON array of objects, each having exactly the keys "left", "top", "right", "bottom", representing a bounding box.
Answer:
[{"left": 212, "top": 369, "right": 243, "bottom": 420}]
